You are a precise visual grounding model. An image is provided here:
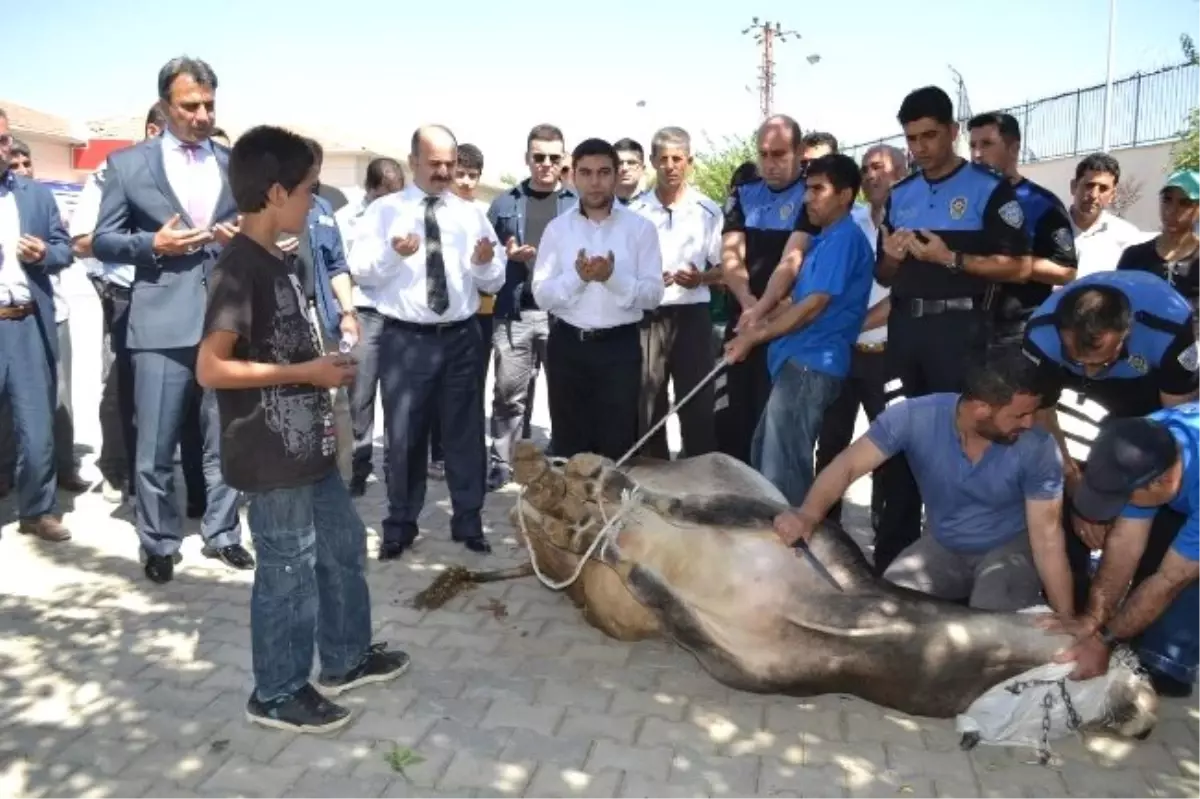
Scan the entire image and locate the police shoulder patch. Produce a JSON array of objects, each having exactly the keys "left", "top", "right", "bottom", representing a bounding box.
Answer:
[
  {"left": 1126, "top": 353, "right": 1149, "bottom": 375},
  {"left": 998, "top": 200, "right": 1024, "bottom": 229},
  {"left": 1052, "top": 227, "right": 1074, "bottom": 255},
  {"left": 1179, "top": 342, "right": 1199, "bottom": 373}
]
